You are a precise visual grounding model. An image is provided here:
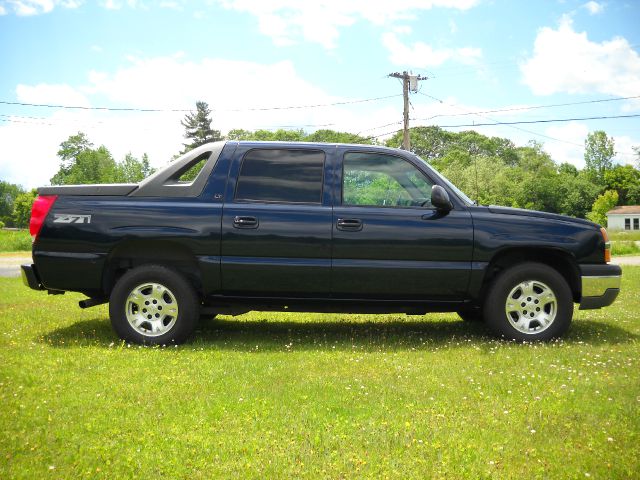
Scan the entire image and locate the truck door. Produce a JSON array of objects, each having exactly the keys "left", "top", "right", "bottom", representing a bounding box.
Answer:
[
  {"left": 221, "top": 145, "right": 333, "bottom": 297},
  {"left": 331, "top": 150, "right": 473, "bottom": 300}
]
